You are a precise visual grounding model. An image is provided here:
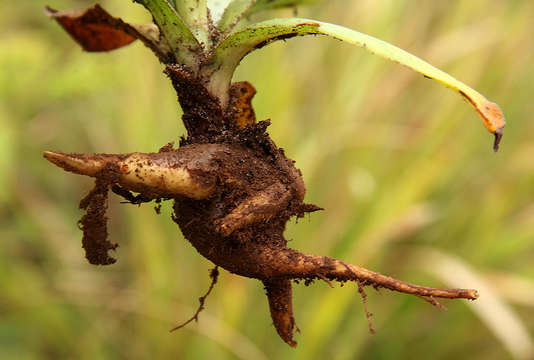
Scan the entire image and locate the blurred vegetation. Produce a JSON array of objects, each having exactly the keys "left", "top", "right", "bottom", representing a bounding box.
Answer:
[{"left": 2, "top": 0, "right": 534, "bottom": 359}]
